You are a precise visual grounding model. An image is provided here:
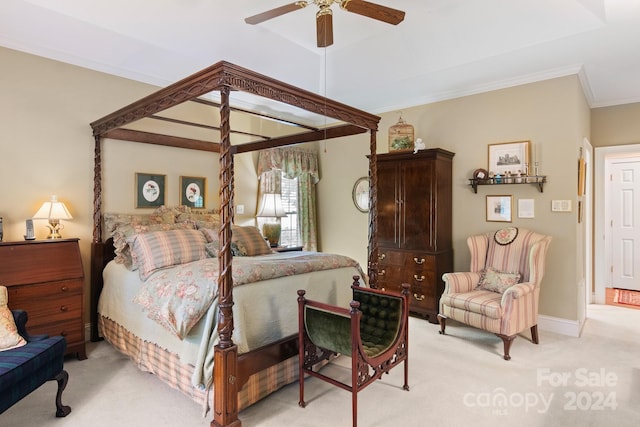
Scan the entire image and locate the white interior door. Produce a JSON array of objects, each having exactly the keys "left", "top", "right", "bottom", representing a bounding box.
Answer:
[{"left": 609, "top": 158, "right": 640, "bottom": 291}]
